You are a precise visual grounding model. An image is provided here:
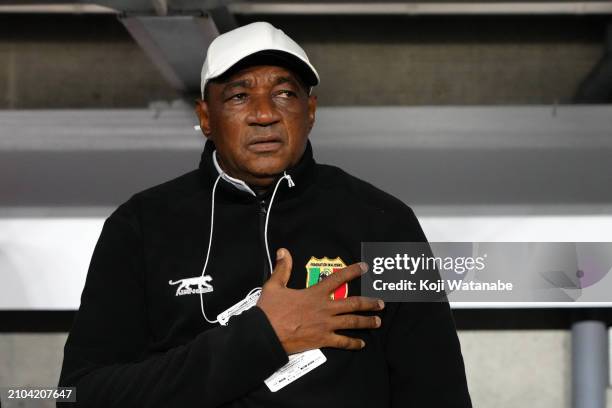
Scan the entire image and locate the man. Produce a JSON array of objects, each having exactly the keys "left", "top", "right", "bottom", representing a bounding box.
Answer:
[{"left": 58, "top": 21, "right": 471, "bottom": 407}]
